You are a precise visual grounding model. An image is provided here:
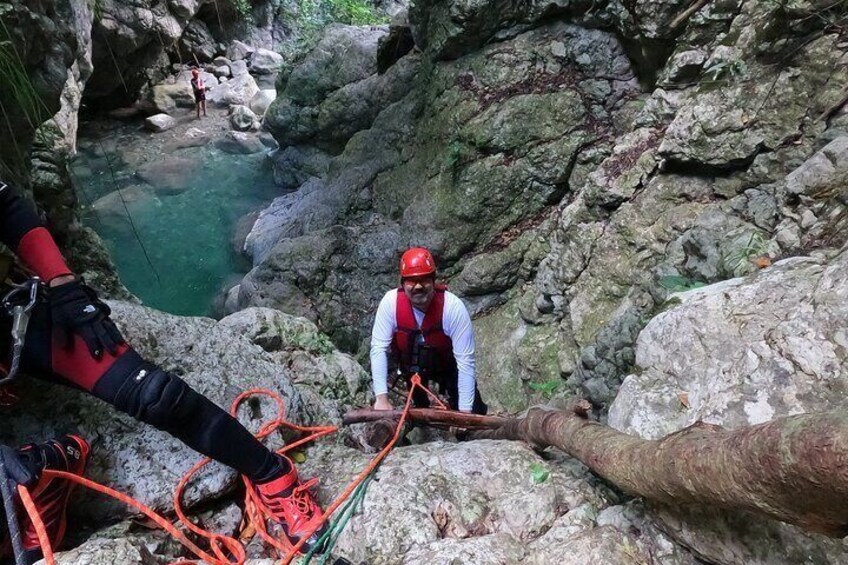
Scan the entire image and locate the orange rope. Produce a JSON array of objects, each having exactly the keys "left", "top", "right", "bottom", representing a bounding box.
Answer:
[{"left": 16, "top": 375, "right": 440, "bottom": 565}]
